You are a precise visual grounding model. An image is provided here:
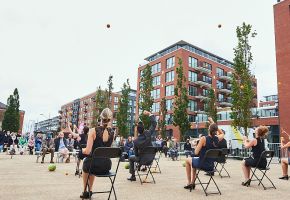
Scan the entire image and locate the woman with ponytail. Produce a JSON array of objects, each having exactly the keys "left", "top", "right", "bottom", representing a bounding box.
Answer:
[
  {"left": 241, "top": 126, "right": 269, "bottom": 186},
  {"left": 184, "top": 117, "right": 224, "bottom": 191}
]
